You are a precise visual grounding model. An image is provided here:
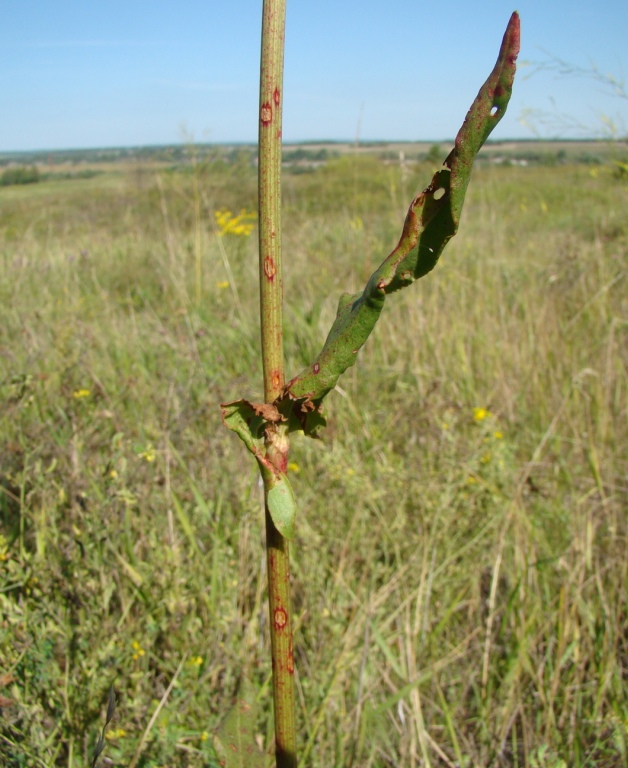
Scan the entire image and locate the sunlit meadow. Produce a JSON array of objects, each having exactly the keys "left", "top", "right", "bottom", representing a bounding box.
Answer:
[{"left": 1, "top": 145, "right": 627, "bottom": 766}]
